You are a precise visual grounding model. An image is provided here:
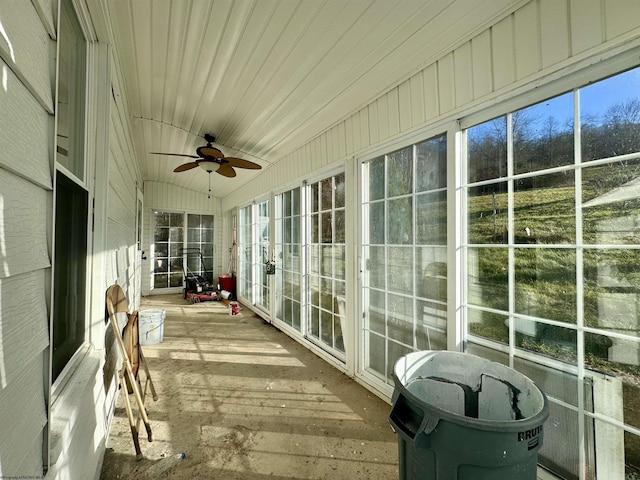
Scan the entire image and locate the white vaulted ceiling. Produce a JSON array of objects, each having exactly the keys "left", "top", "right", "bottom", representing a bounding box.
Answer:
[{"left": 105, "top": 0, "right": 522, "bottom": 198}]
